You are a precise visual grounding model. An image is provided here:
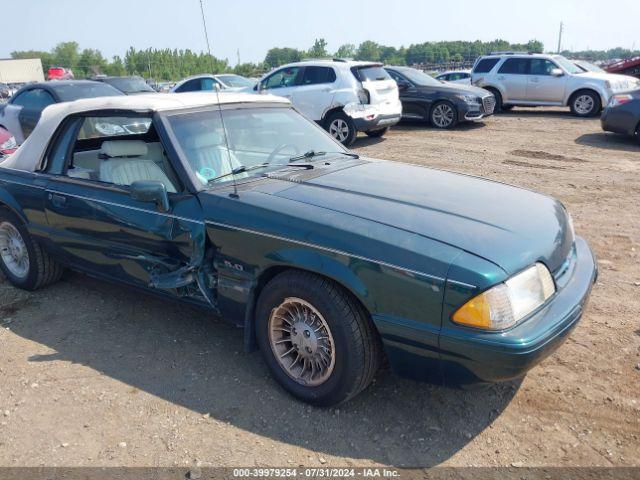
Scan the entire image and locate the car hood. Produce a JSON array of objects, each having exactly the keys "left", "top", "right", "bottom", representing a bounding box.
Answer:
[
  {"left": 270, "top": 159, "right": 573, "bottom": 276},
  {"left": 417, "top": 82, "right": 490, "bottom": 97},
  {"left": 576, "top": 71, "right": 640, "bottom": 89}
]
